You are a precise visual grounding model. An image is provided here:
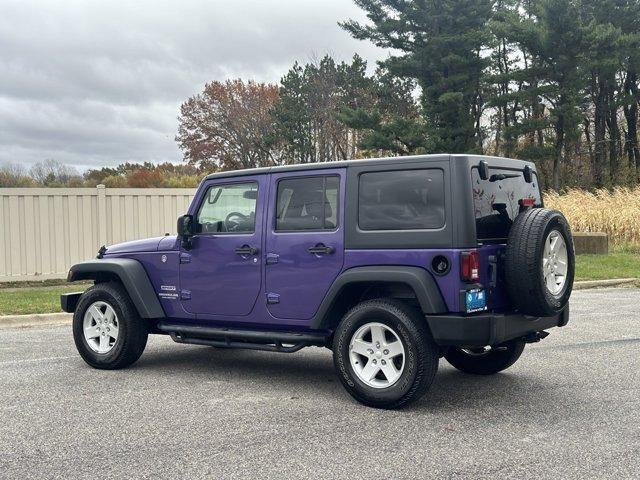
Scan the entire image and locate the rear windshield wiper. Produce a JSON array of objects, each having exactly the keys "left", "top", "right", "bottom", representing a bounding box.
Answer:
[{"left": 489, "top": 173, "right": 520, "bottom": 182}]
